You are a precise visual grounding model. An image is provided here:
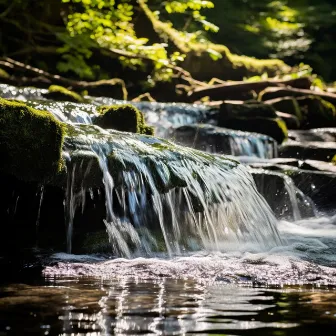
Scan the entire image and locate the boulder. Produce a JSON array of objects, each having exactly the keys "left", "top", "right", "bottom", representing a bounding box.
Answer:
[
  {"left": 221, "top": 117, "right": 287, "bottom": 144},
  {"left": 276, "top": 111, "right": 300, "bottom": 129},
  {"left": 251, "top": 169, "right": 315, "bottom": 220},
  {"left": 43, "top": 85, "right": 84, "bottom": 103},
  {"left": 290, "top": 170, "right": 336, "bottom": 212},
  {"left": 216, "top": 101, "right": 287, "bottom": 143},
  {"left": 296, "top": 96, "right": 336, "bottom": 129},
  {"left": 279, "top": 140, "right": 336, "bottom": 161},
  {"left": 0, "top": 98, "right": 65, "bottom": 182},
  {"left": 289, "top": 129, "right": 336, "bottom": 142},
  {"left": 218, "top": 101, "right": 277, "bottom": 121},
  {"left": 264, "top": 97, "right": 302, "bottom": 120},
  {"left": 94, "top": 104, "right": 154, "bottom": 135}
]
